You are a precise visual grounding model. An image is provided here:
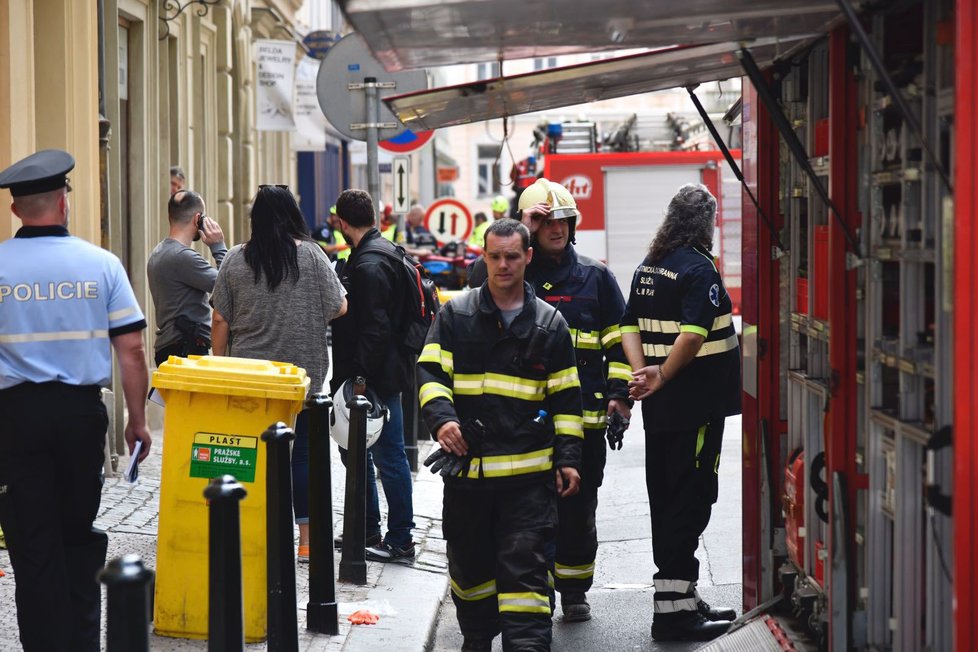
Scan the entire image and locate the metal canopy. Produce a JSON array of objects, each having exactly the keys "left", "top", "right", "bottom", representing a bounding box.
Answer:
[
  {"left": 336, "top": 0, "right": 839, "bottom": 71},
  {"left": 385, "top": 37, "right": 810, "bottom": 131}
]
